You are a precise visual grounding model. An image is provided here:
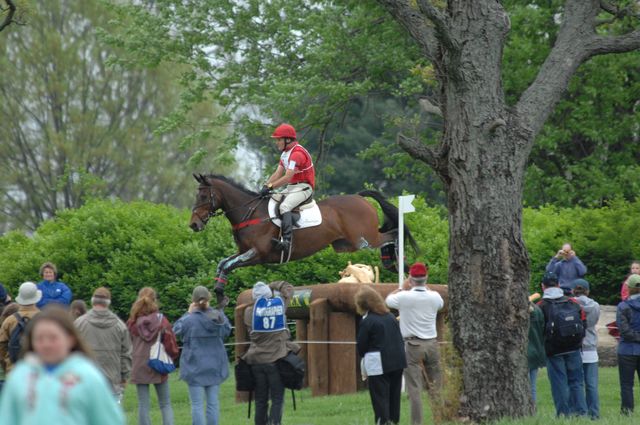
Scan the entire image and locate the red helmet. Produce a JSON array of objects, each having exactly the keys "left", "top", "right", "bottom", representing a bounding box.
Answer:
[{"left": 271, "top": 123, "right": 297, "bottom": 140}]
